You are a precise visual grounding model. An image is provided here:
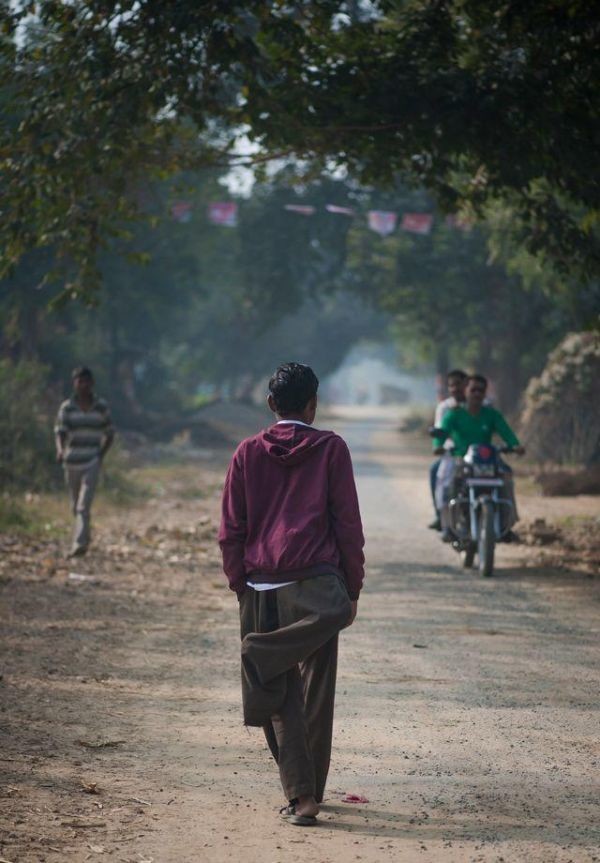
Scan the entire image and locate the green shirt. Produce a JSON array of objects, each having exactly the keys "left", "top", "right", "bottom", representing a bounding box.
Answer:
[{"left": 436, "top": 405, "right": 520, "bottom": 457}]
